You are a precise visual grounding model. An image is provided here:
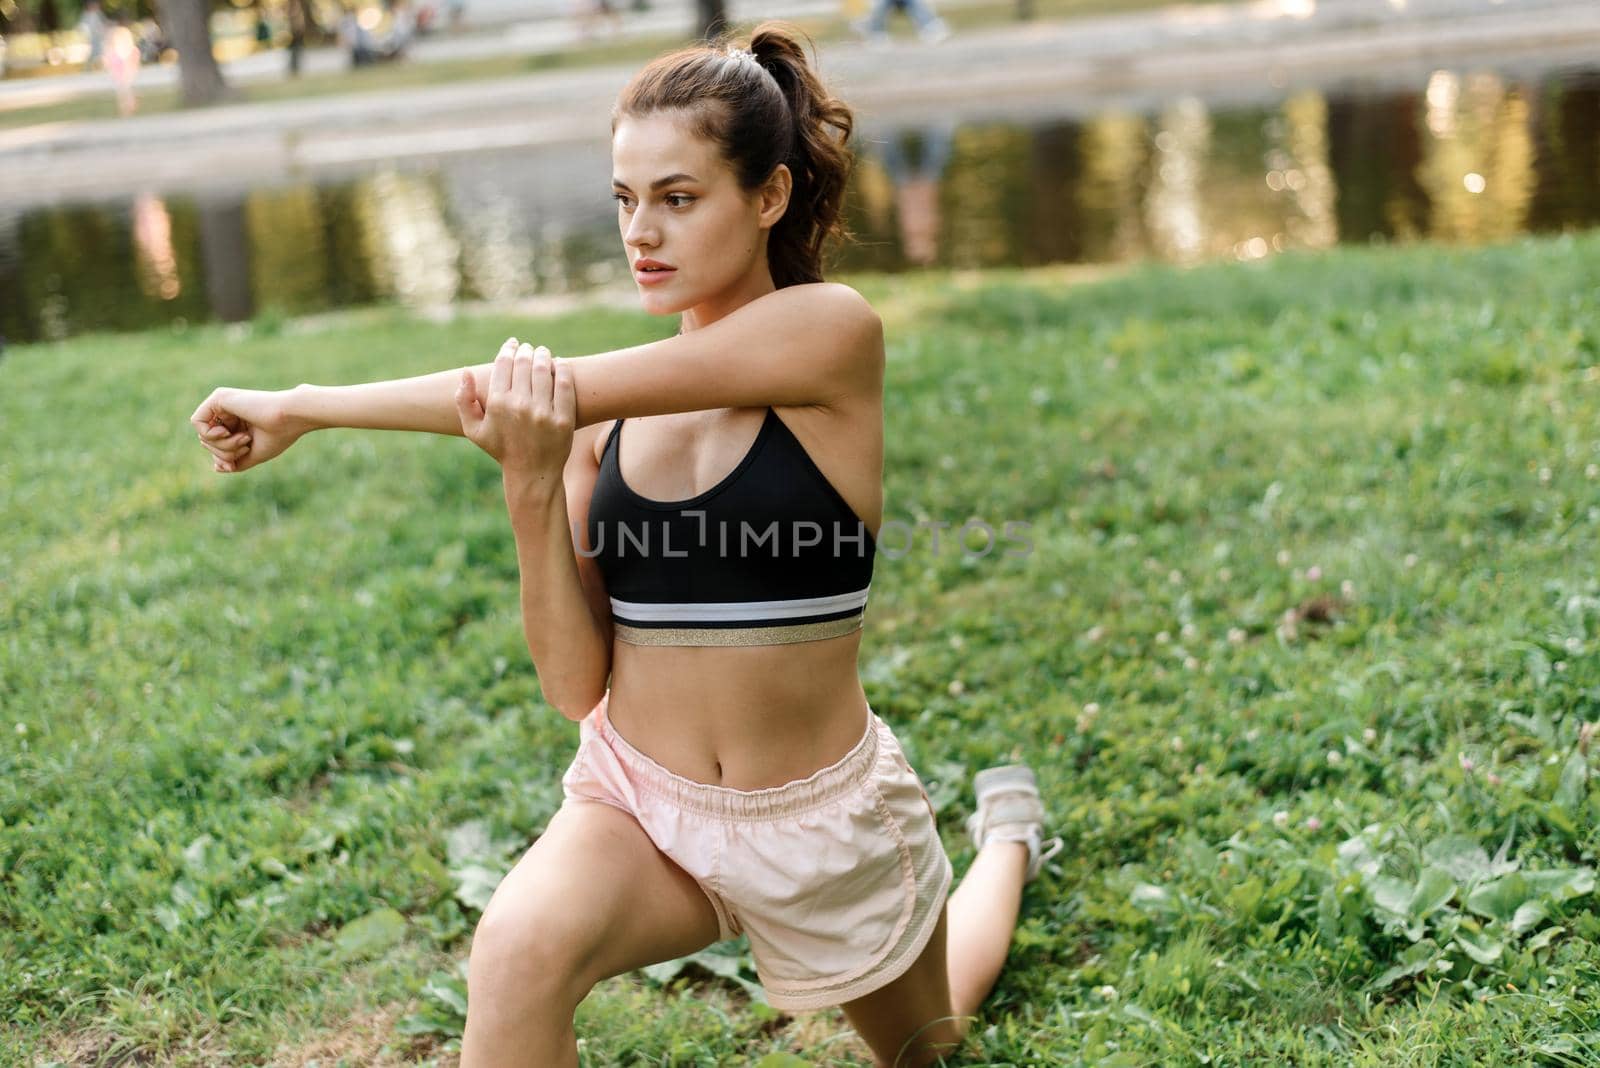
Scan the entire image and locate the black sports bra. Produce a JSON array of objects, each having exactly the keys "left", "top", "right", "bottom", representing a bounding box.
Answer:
[{"left": 584, "top": 407, "right": 877, "bottom": 647}]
